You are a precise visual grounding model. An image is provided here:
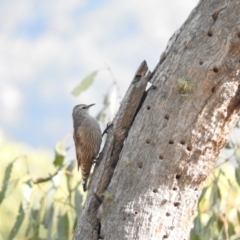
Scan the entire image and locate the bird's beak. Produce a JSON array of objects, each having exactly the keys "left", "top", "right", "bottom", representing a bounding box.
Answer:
[{"left": 87, "top": 103, "right": 95, "bottom": 108}]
